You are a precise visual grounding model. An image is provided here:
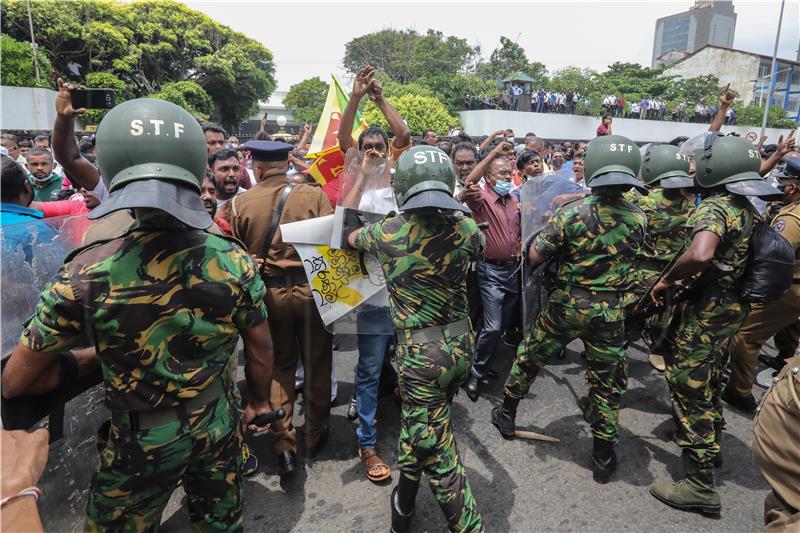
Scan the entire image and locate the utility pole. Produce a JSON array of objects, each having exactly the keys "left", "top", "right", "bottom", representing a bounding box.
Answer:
[
  {"left": 760, "top": 0, "right": 785, "bottom": 138},
  {"left": 26, "top": 0, "right": 41, "bottom": 84}
]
